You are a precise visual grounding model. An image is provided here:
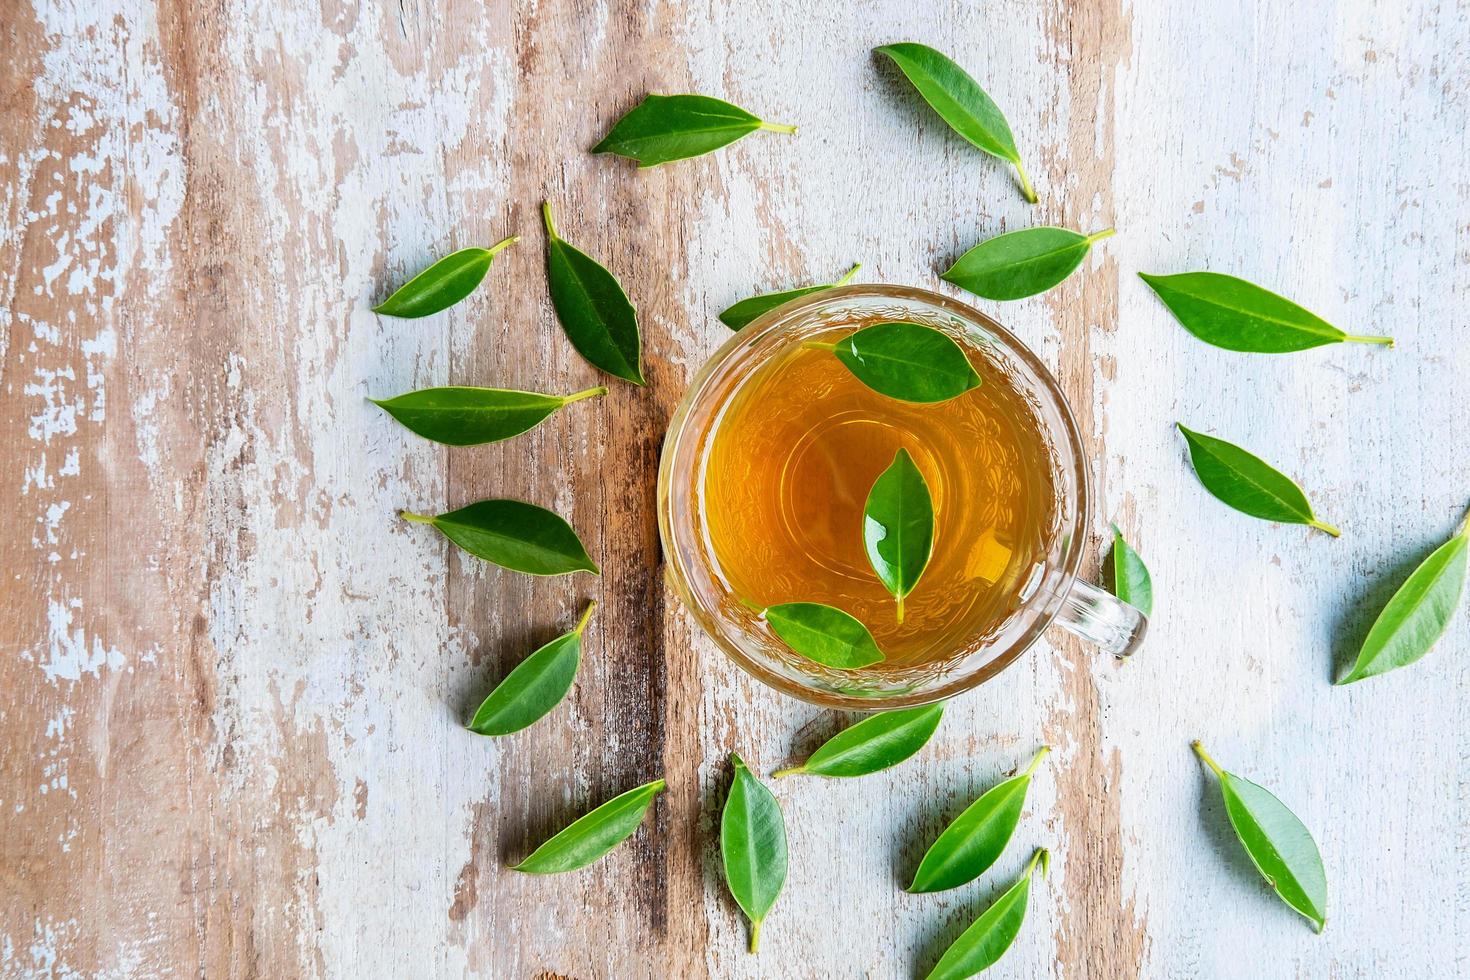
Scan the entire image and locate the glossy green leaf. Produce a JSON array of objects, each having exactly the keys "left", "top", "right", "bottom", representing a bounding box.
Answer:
[
  {"left": 468, "top": 602, "right": 595, "bottom": 736},
  {"left": 1338, "top": 512, "right": 1469, "bottom": 684},
  {"left": 909, "top": 746, "right": 1048, "bottom": 894},
  {"left": 807, "top": 322, "right": 981, "bottom": 403},
  {"left": 543, "top": 201, "right": 643, "bottom": 385},
  {"left": 1139, "top": 271, "right": 1393, "bottom": 353},
  {"left": 720, "top": 753, "right": 788, "bottom": 953},
  {"left": 875, "top": 42, "right": 1036, "bottom": 203},
  {"left": 1103, "top": 524, "right": 1154, "bottom": 617},
  {"left": 1177, "top": 424, "right": 1339, "bottom": 536},
  {"left": 372, "top": 237, "right": 517, "bottom": 318},
  {"left": 943, "top": 227, "right": 1113, "bottom": 301},
  {"left": 924, "top": 848, "right": 1049, "bottom": 980},
  {"left": 372, "top": 384, "right": 606, "bottom": 446},
  {"left": 719, "top": 263, "right": 861, "bottom": 330},
  {"left": 511, "top": 779, "right": 666, "bottom": 874},
  {"left": 772, "top": 702, "right": 944, "bottom": 779},
  {"left": 763, "top": 602, "right": 885, "bottom": 670},
  {"left": 402, "top": 499, "right": 599, "bottom": 576},
  {"left": 863, "top": 448, "right": 935, "bottom": 621},
  {"left": 592, "top": 94, "right": 796, "bottom": 167},
  {"left": 1193, "top": 742, "right": 1327, "bottom": 932}
]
